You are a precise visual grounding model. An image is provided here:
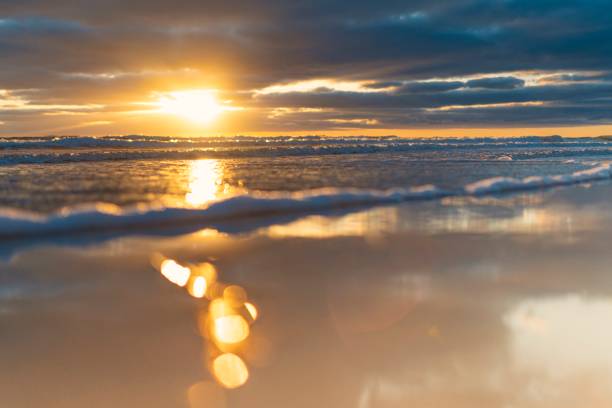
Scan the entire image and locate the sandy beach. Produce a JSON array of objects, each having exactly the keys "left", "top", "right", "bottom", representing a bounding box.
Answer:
[{"left": 3, "top": 180, "right": 612, "bottom": 407}]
